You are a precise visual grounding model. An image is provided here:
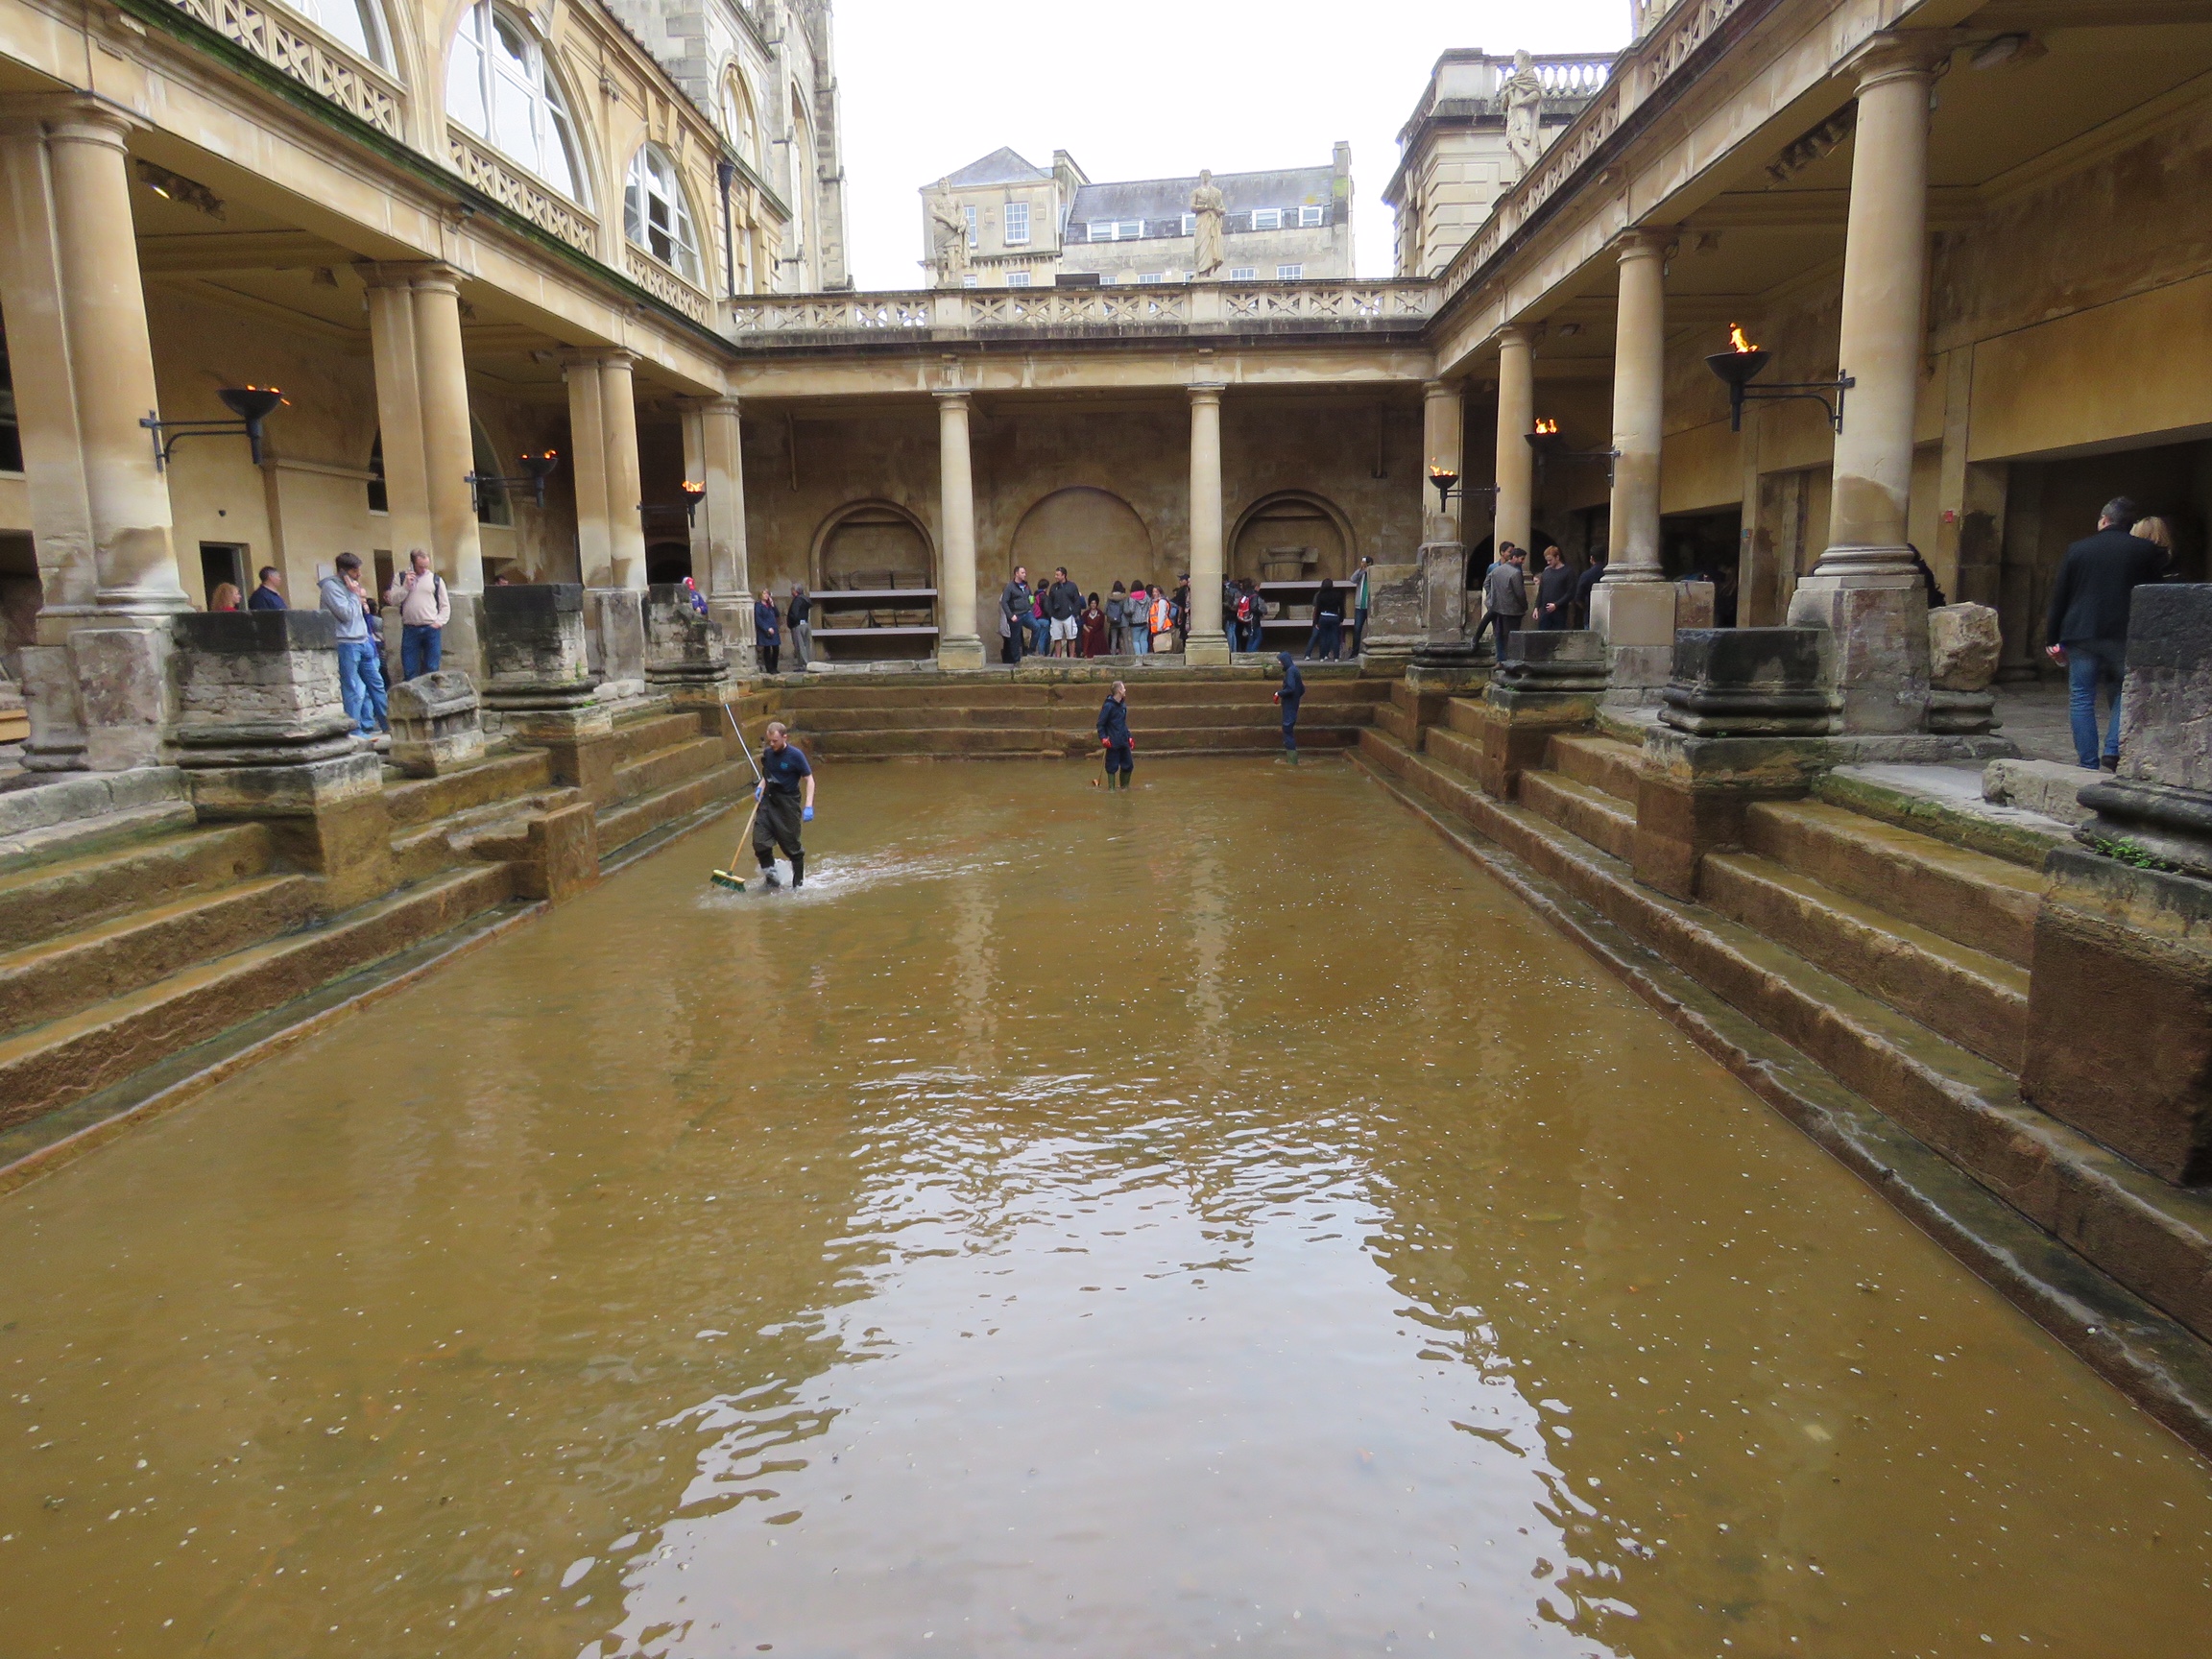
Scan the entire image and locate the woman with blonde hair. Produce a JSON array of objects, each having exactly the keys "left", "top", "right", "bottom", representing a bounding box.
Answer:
[
  {"left": 2132, "top": 516, "right": 2177, "bottom": 576},
  {"left": 208, "top": 581, "right": 242, "bottom": 612}
]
